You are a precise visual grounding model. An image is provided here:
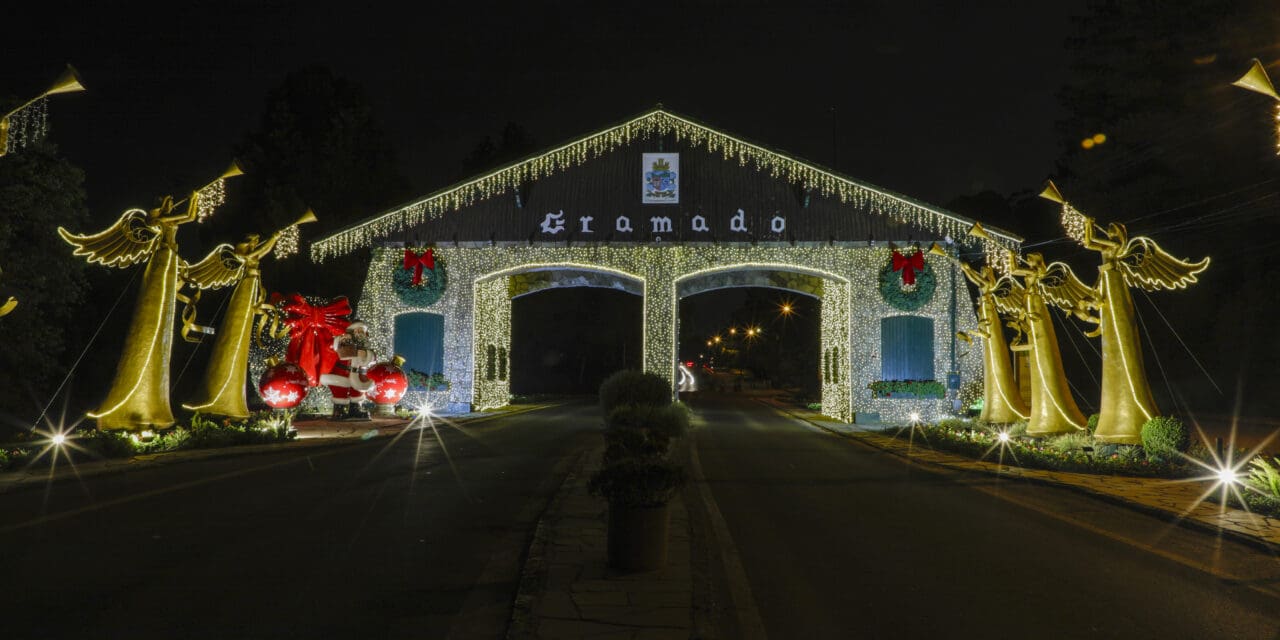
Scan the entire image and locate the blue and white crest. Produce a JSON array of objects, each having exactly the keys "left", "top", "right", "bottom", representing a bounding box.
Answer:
[{"left": 642, "top": 153, "right": 679, "bottom": 204}]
